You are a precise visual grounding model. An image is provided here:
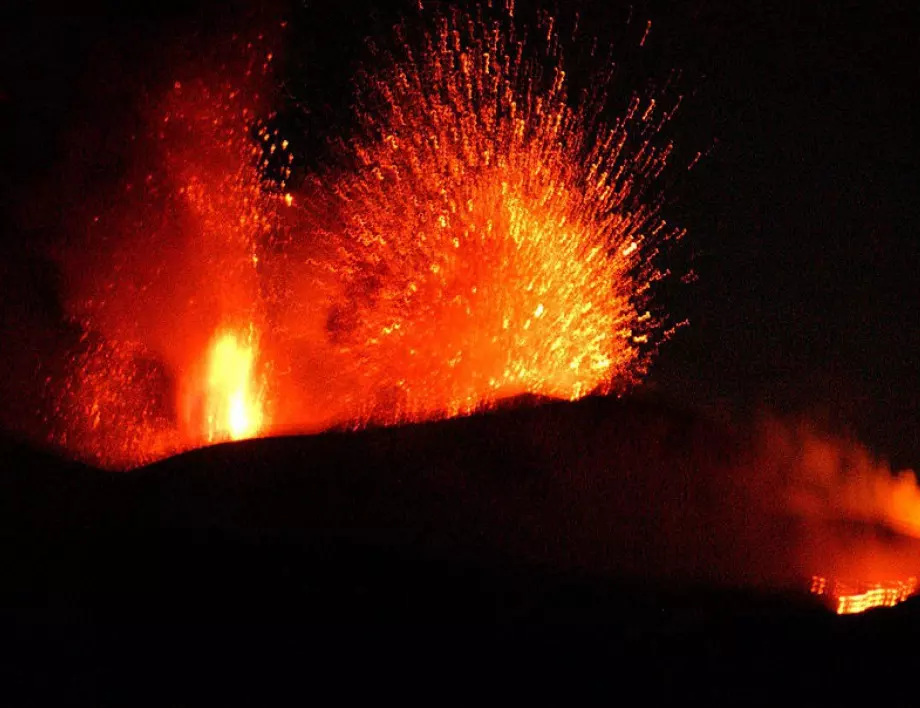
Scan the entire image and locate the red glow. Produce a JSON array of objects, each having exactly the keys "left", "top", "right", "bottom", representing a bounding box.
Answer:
[{"left": 51, "top": 8, "right": 682, "bottom": 469}]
